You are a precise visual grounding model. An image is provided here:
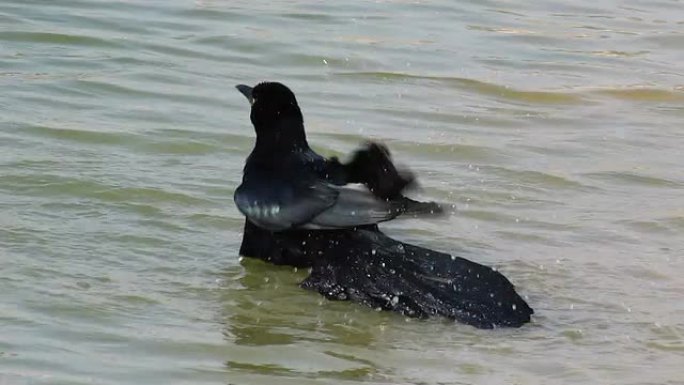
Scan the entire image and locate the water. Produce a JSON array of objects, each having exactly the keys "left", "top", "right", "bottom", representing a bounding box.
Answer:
[{"left": 1, "top": 0, "right": 683, "bottom": 384}]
